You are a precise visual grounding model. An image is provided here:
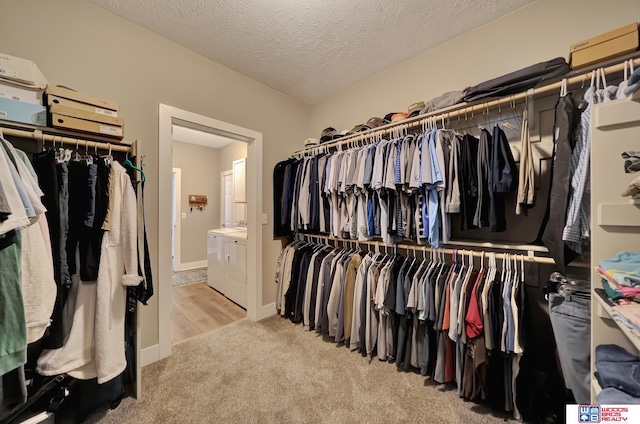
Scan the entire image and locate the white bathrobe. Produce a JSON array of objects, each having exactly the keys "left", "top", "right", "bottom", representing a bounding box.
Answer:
[{"left": 37, "top": 161, "right": 142, "bottom": 383}]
